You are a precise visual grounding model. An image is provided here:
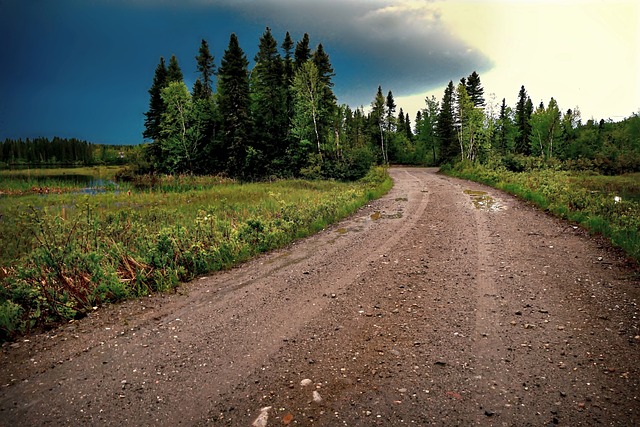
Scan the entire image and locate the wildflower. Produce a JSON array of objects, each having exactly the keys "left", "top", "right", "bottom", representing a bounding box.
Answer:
[{"left": 614, "top": 196, "right": 622, "bottom": 204}]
